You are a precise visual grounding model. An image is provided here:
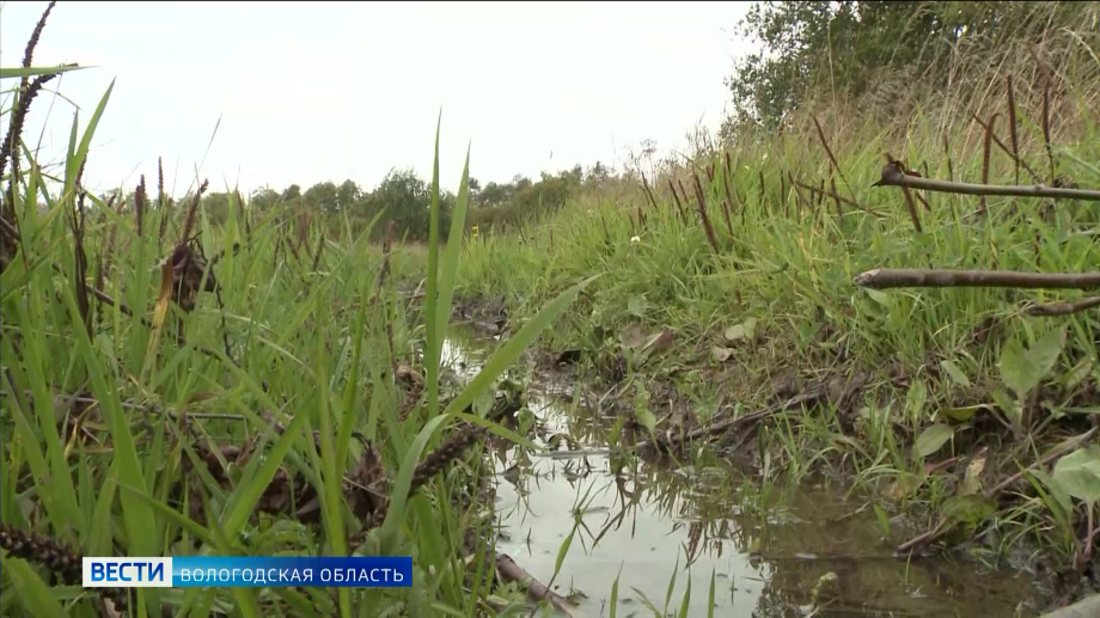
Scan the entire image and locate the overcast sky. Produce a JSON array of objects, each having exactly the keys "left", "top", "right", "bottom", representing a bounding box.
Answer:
[{"left": 1, "top": 1, "right": 753, "bottom": 196}]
